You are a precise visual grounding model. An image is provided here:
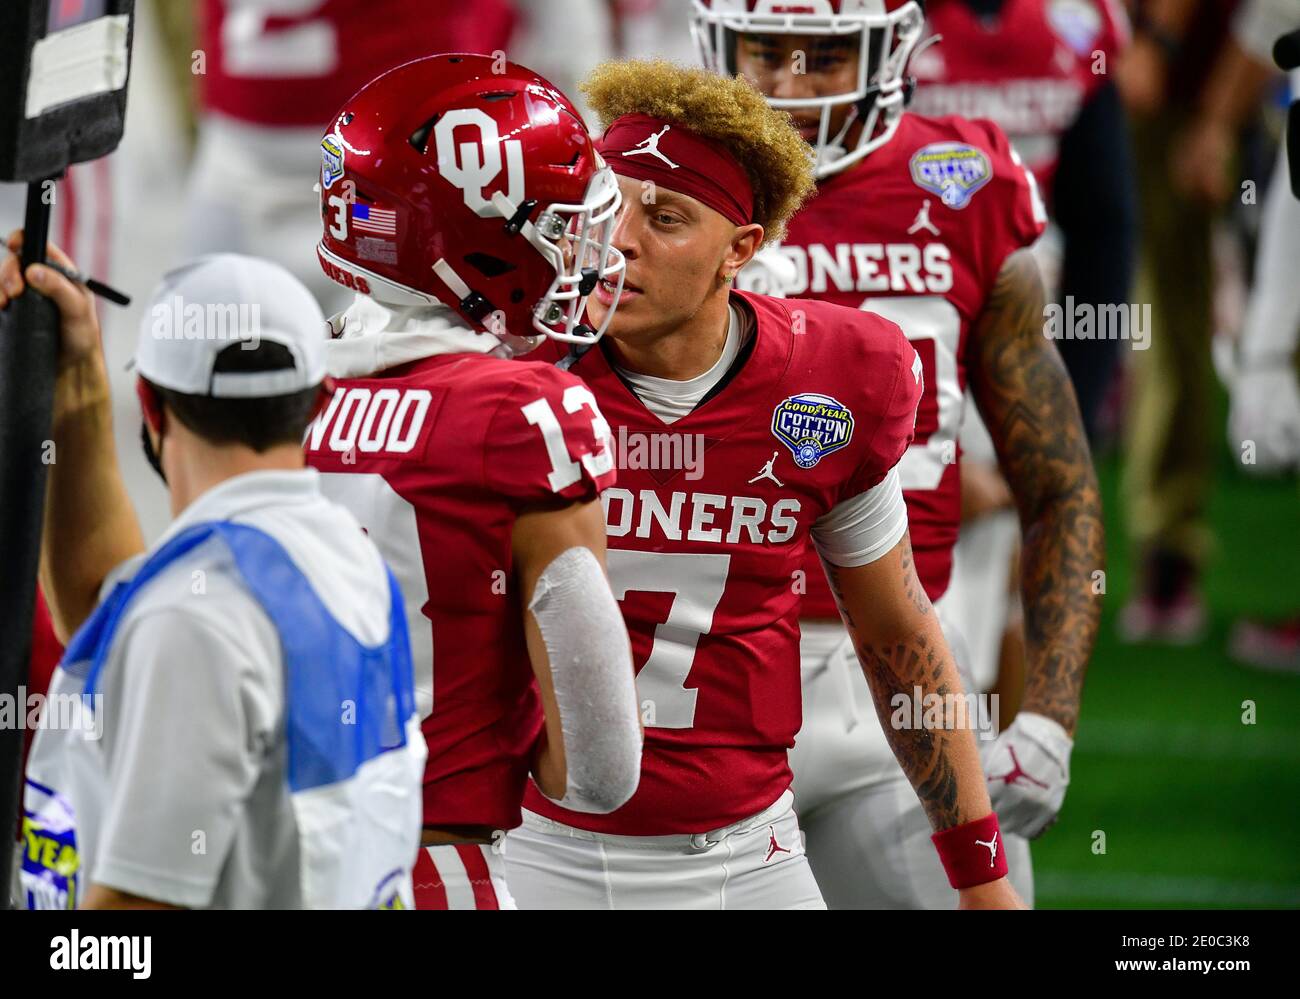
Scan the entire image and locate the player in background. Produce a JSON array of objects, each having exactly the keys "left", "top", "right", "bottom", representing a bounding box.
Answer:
[
  {"left": 506, "top": 60, "right": 1023, "bottom": 909},
  {"left": 1214, "top": 4, "right": 1300, "bottom": 671},
  {"left": 186, "top": 0, "right": 517, "bottom": 311},
  {"left": 908, "top": 0, "right": 1135, "bottom": 440},
  {"left": 306, "top": 55, "right": 642, "bottom": 909},
  {"left": 903, "top": 0, "right": 1132, "bottom": 771},
  {"left": 910, "top": 0, "right": 1129, "bottom": 212},
  {"left": 510, "top": 0, "right": 619, "bottom": 126},
  {"left": 693, "top": 0, "right": 1103, "bottom": 906}
]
